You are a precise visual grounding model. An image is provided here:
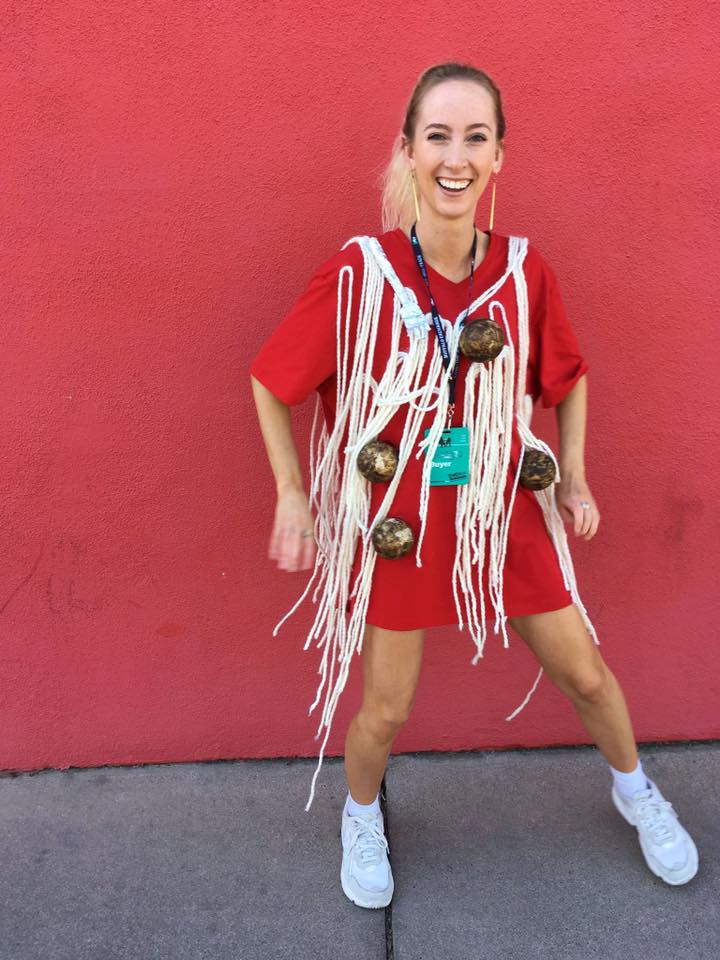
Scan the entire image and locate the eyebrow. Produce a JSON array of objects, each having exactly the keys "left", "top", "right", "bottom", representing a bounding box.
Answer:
[{"left": 424, "top": 122, "right": 491, "bottom": 132}]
